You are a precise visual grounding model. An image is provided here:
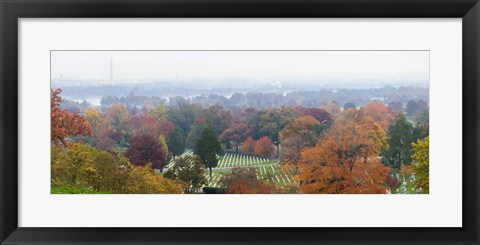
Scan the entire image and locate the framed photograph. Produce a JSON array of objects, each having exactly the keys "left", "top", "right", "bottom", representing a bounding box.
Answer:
[{"left": 1, "top": 0, "right": 479, "bottom": 244}]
